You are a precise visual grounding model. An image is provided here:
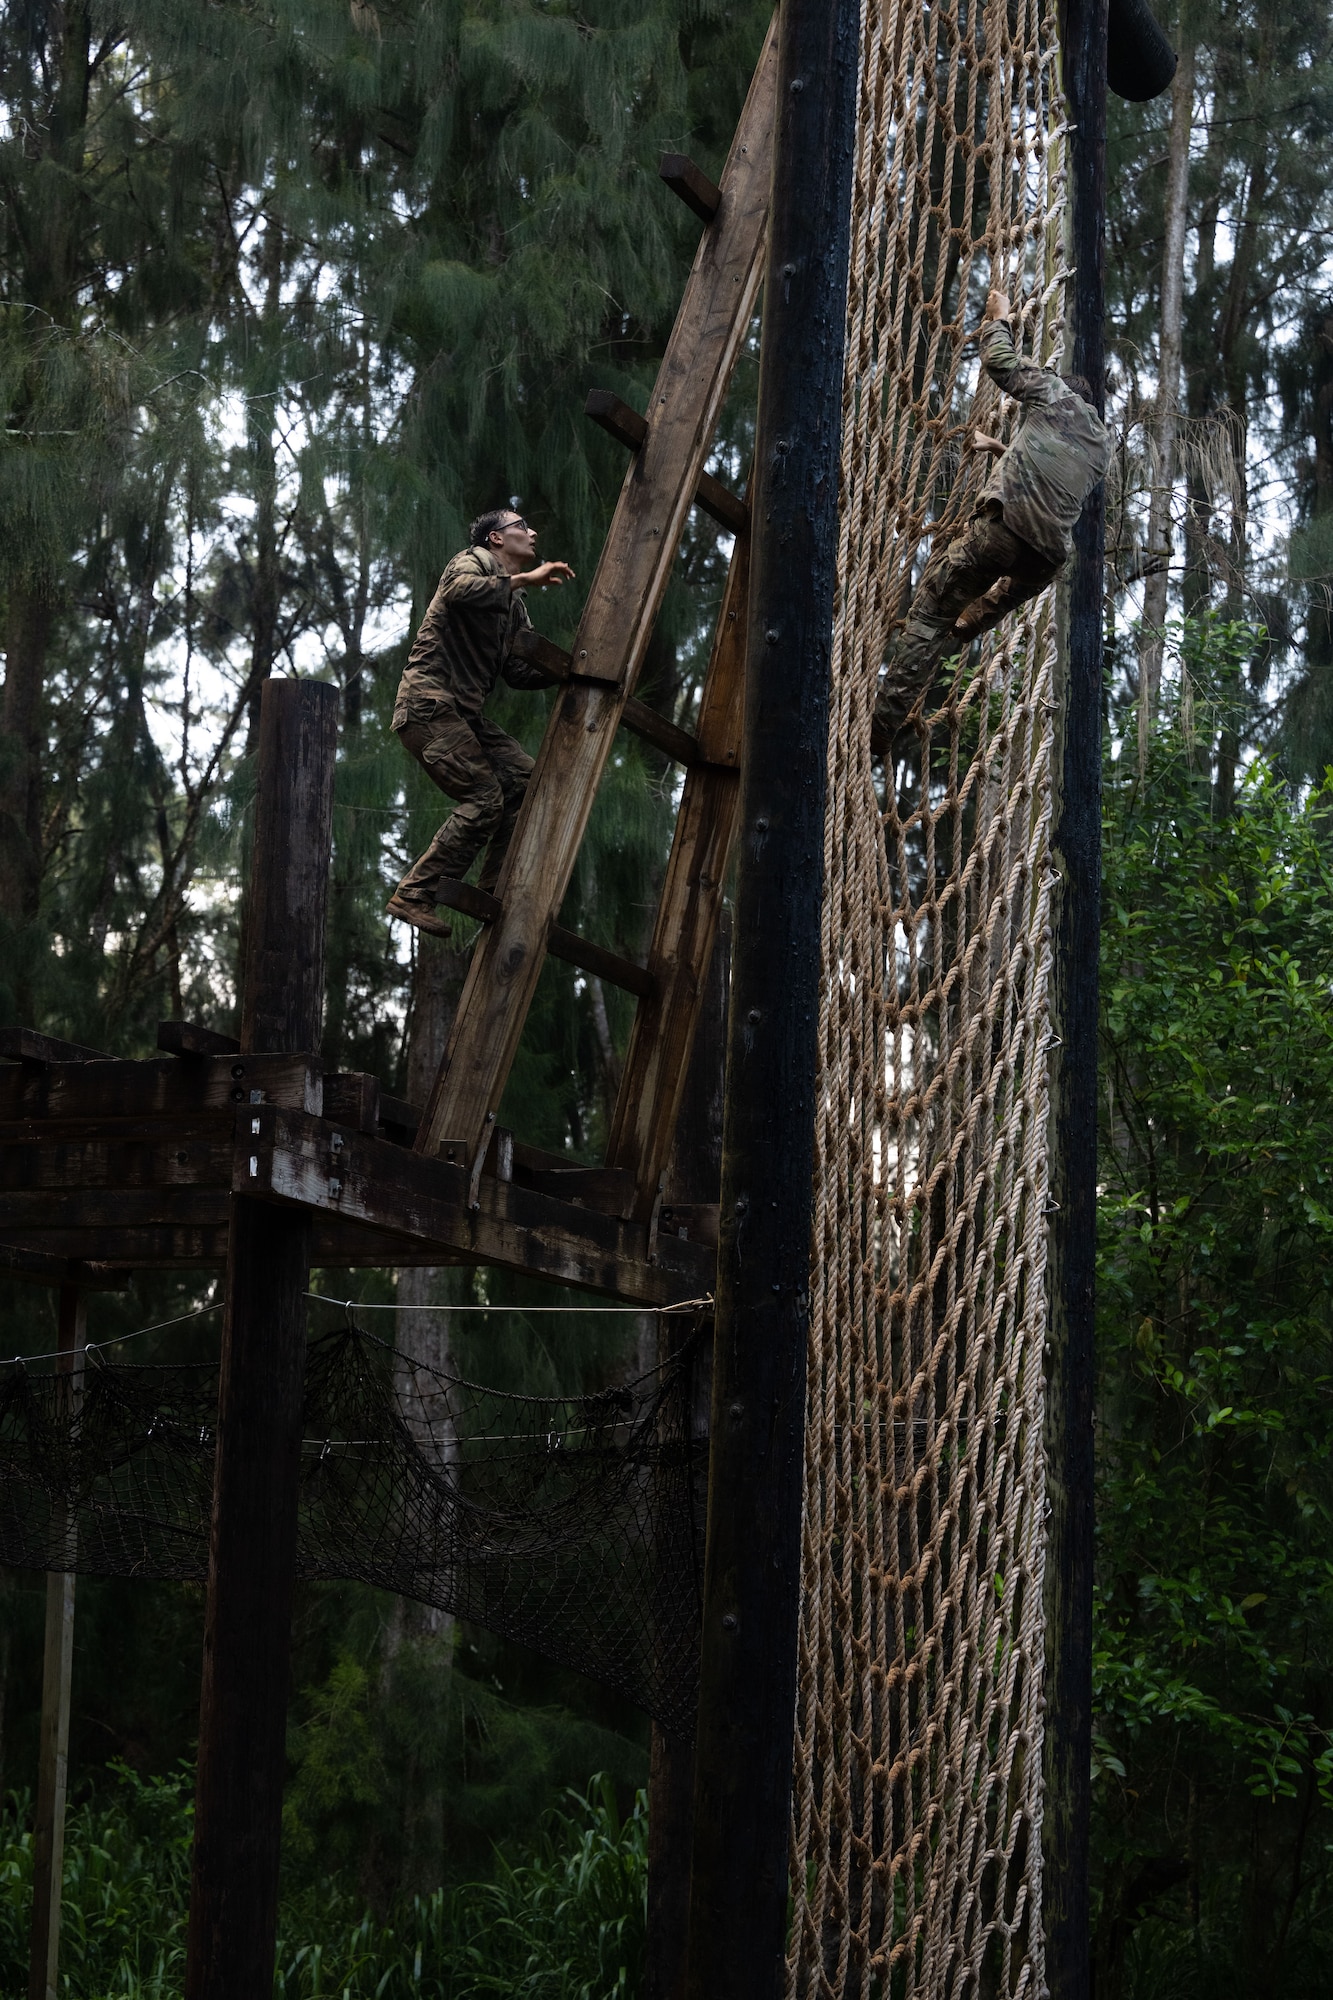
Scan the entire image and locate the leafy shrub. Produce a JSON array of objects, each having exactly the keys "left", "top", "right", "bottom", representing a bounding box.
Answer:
[{"left": 0, "top": 1766, "right": 646, "bottom": 1998}]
